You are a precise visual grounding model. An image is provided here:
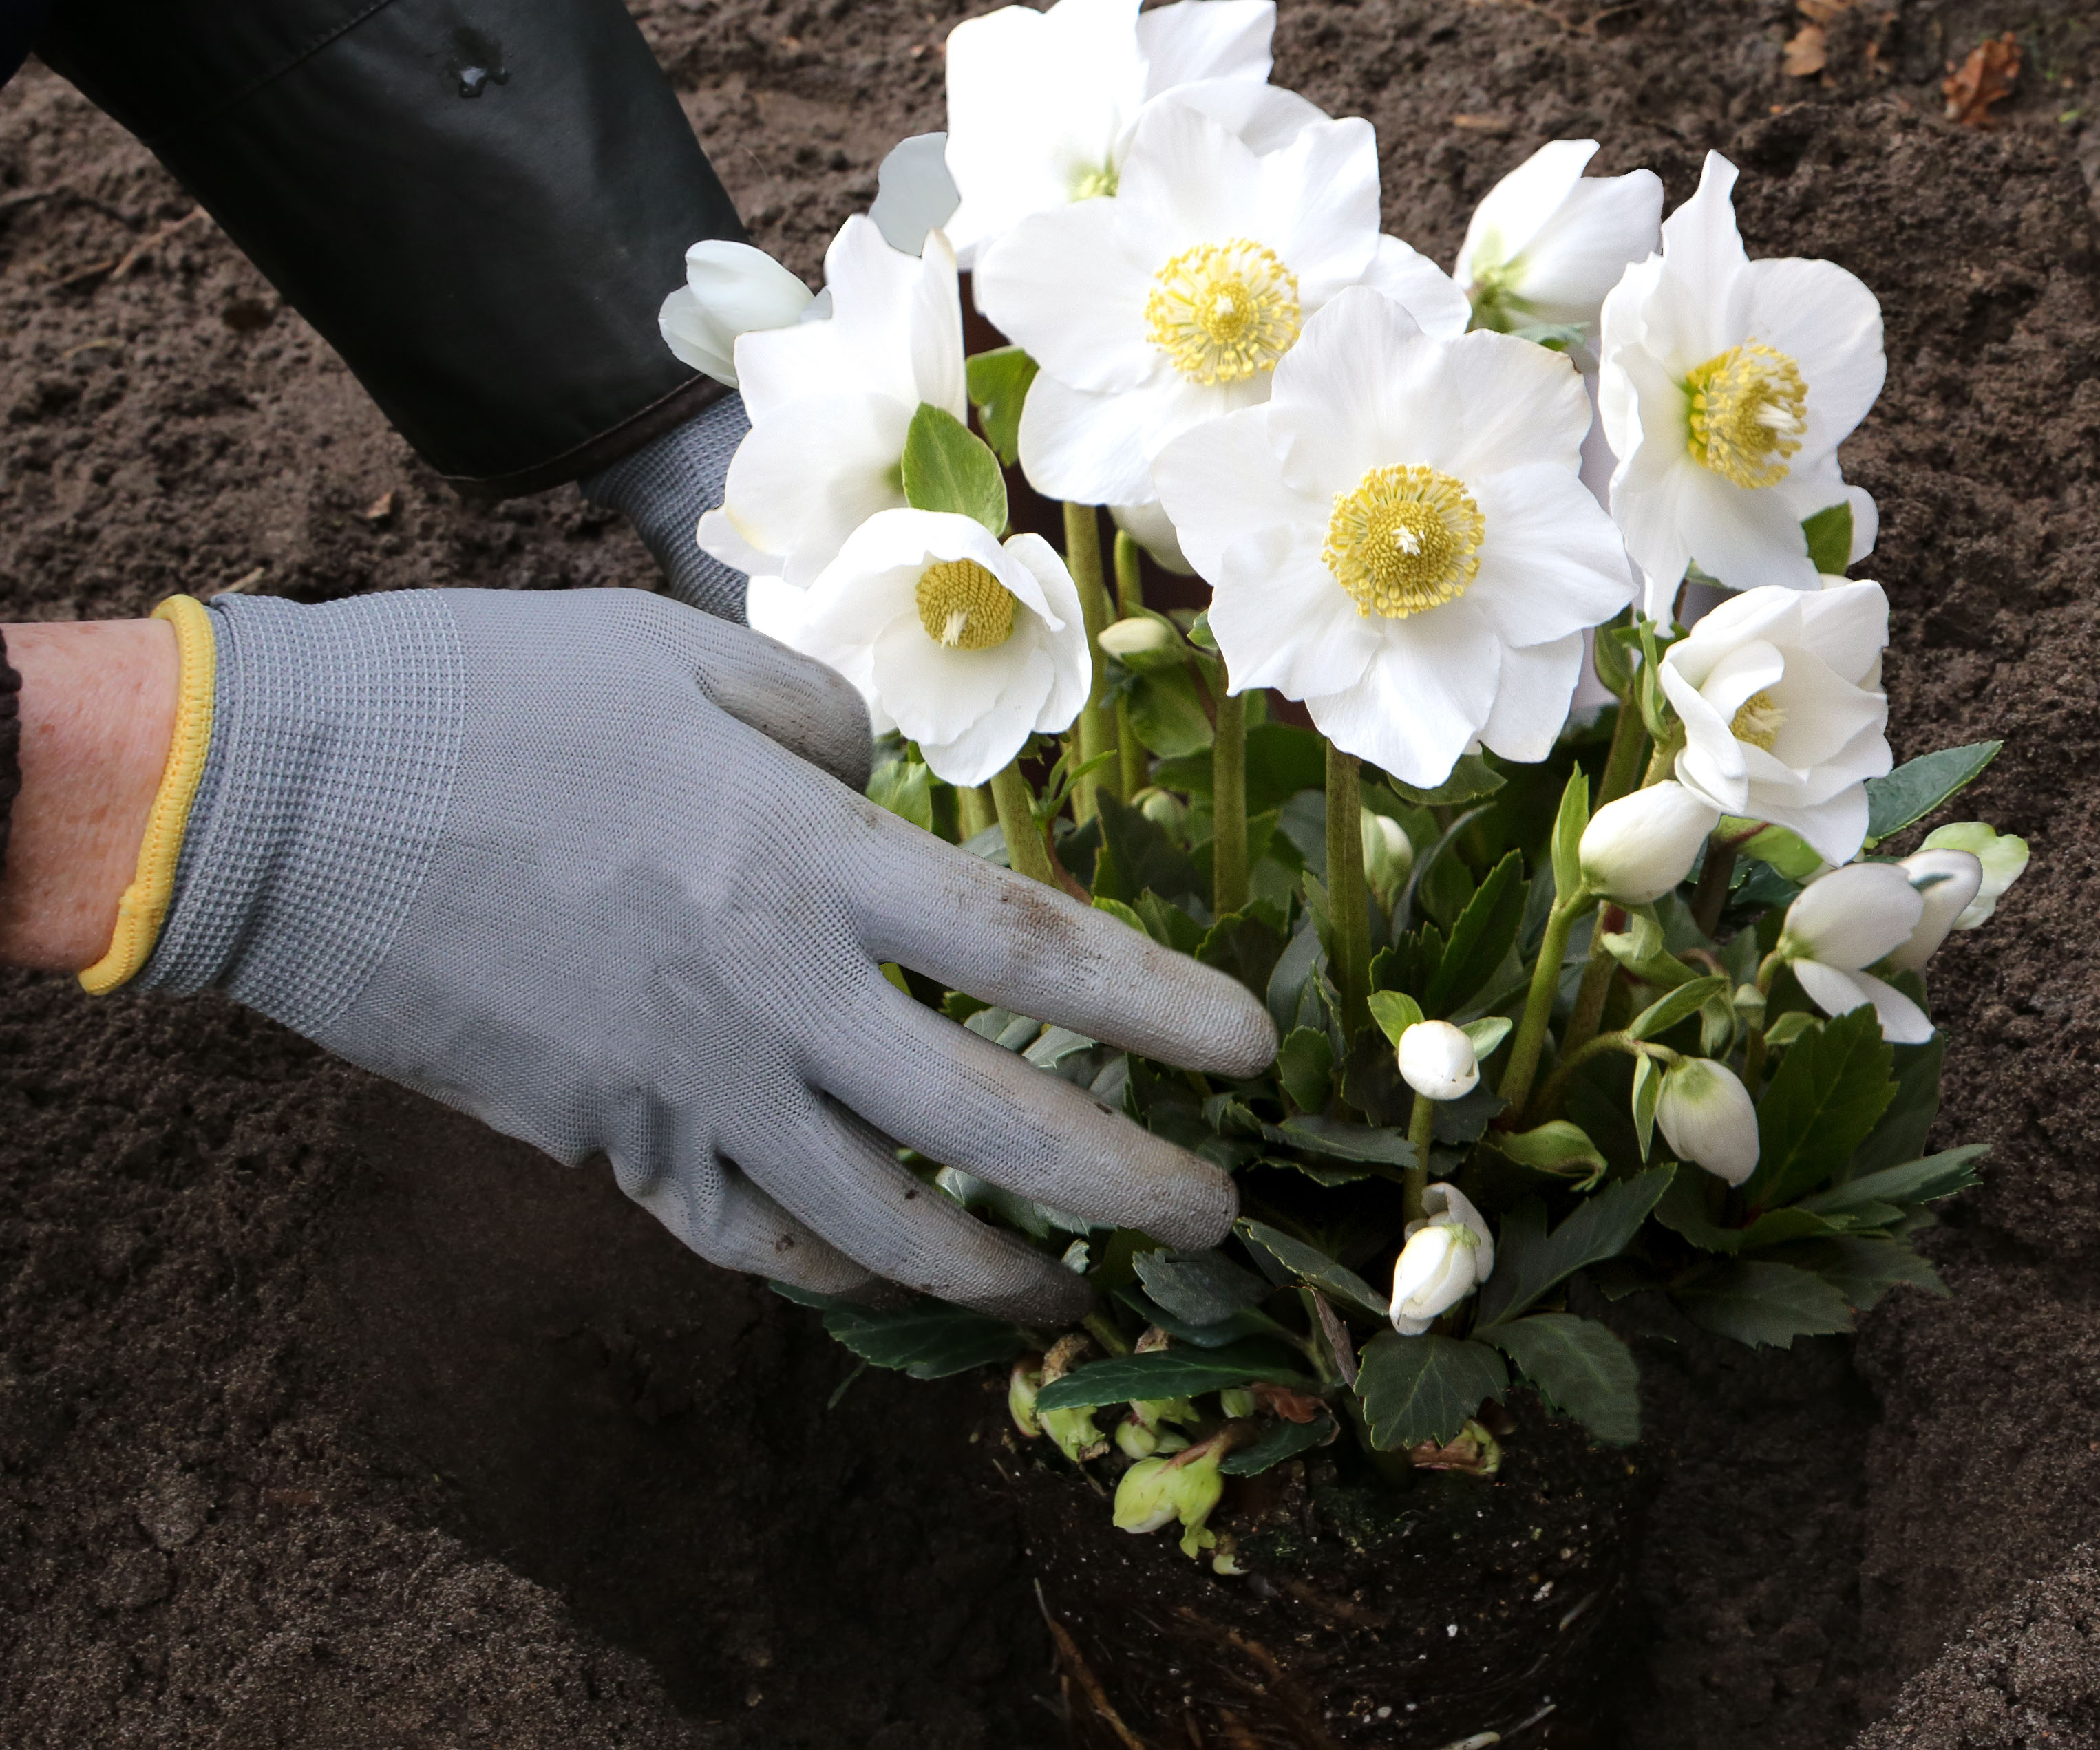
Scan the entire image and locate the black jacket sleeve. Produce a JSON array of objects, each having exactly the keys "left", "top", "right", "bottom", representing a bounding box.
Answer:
[{"left": 36, "top": 0, "right": 743, "bottom": 497}]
